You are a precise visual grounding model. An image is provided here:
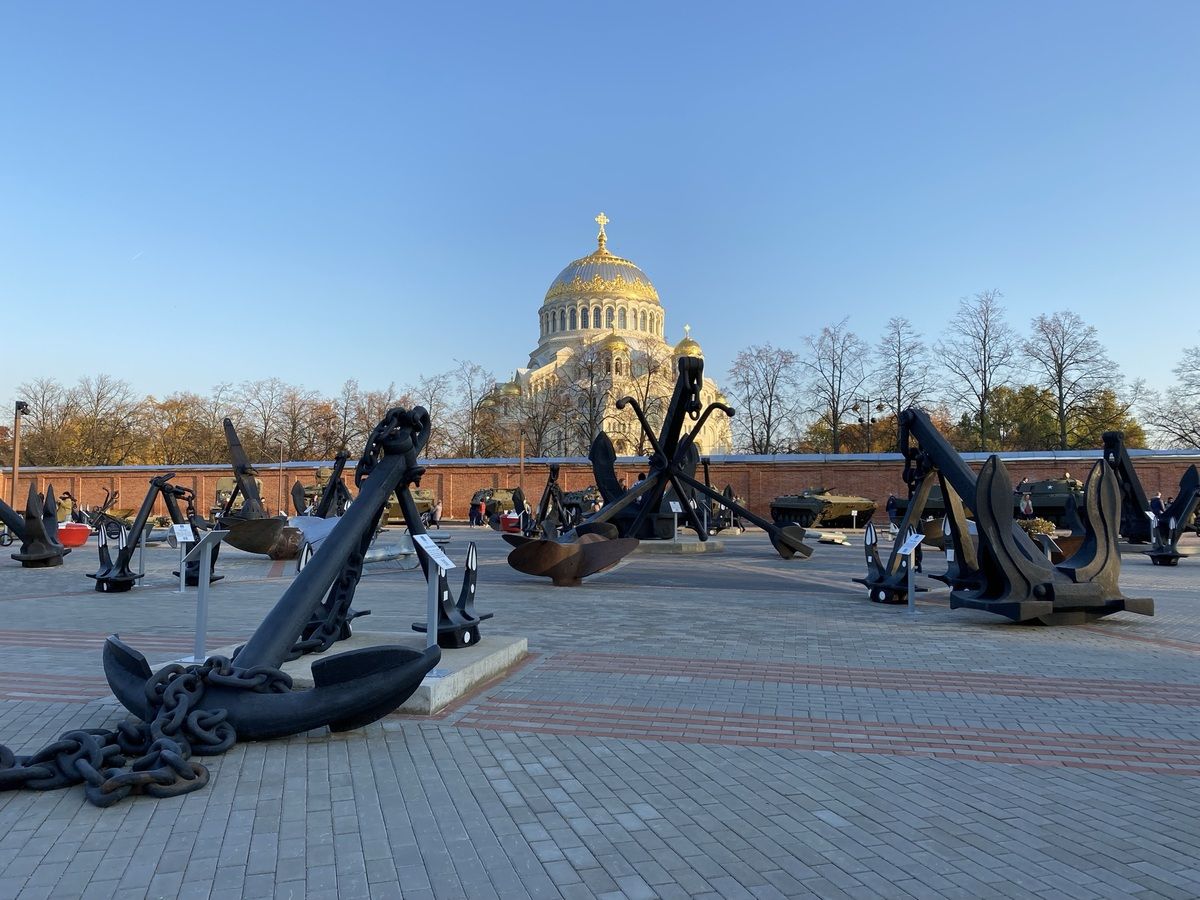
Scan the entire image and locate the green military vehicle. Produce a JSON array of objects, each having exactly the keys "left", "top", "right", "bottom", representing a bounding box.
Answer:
[
  {"left": 770, "top": 488, "right": 876, "bottom": 528},
  {"left": 212, "top": 475, "right": 265, "bottom": 518},
  {"left": 383, "top": 487, "right": 436, "bottom": 526},
  {"left": 892, "top": 476, "right": 1084, "bottom": 527},
  {"left": 561, "top": 485, "right": 602, "bottom": 522},
  {"left": 469, "top": 487, "right": 517, "bottom": 527}
]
